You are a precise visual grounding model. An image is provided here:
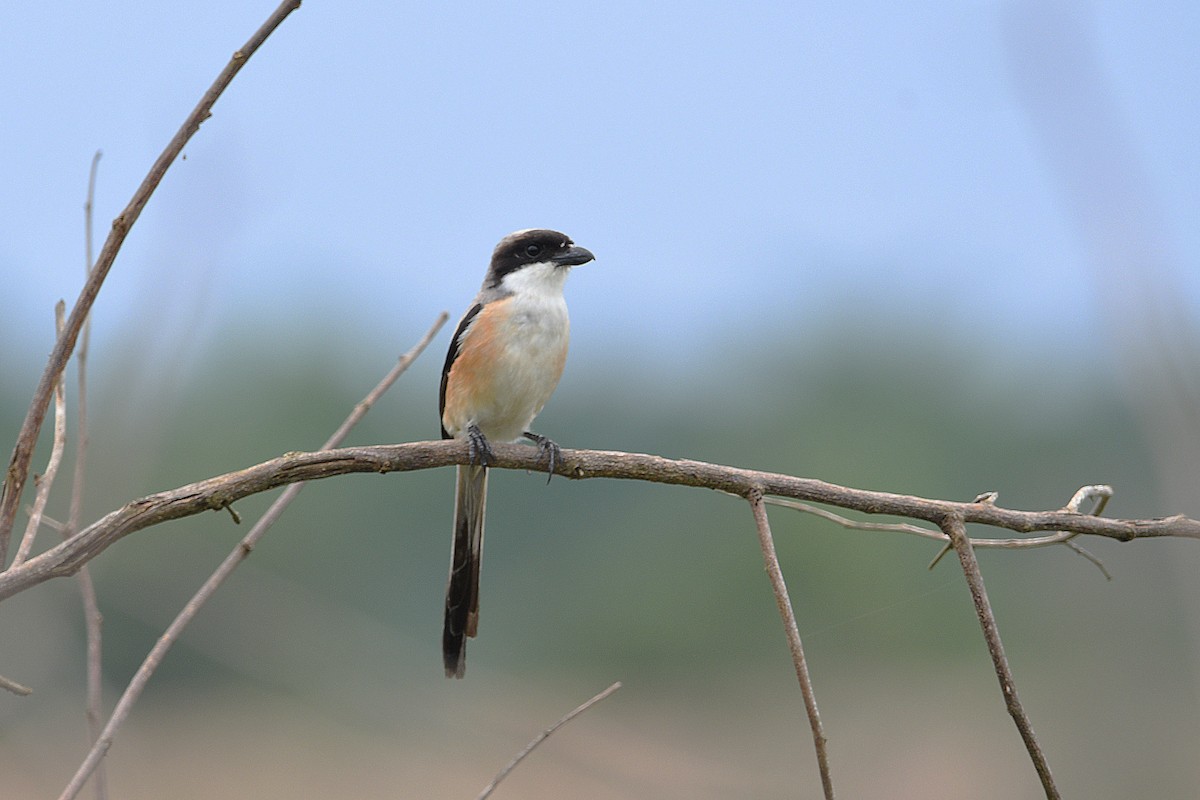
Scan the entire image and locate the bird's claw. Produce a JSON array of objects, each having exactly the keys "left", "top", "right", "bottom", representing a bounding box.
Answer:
[
  {"left": 466, "top": 425, "right": 494, "bottom": 466},
  {"left": 524, "top": 432, "right": 561, "bottom": 483}
]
